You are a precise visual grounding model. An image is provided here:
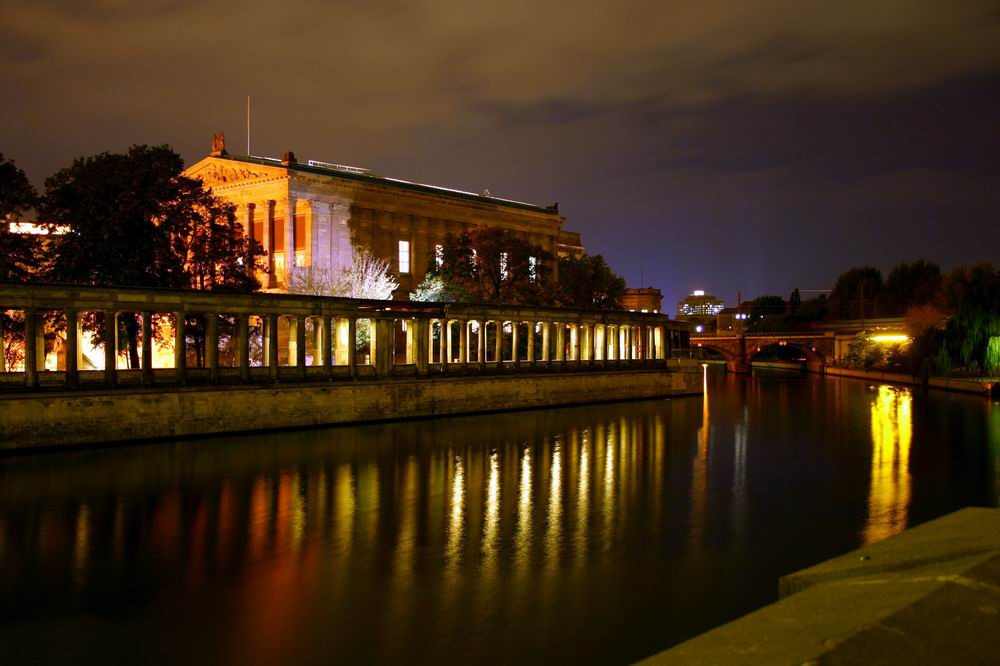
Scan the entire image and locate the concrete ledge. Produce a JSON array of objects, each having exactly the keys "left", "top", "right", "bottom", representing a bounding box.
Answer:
[
  {"left": 824, "top": 366, "right": 997, "bottom": 397},
  {"left": 640, "top": 508, "right": 1000, "bottom": 665},
  {"left": 0, "top": 369, "right": 701, "bottom": 451}
]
